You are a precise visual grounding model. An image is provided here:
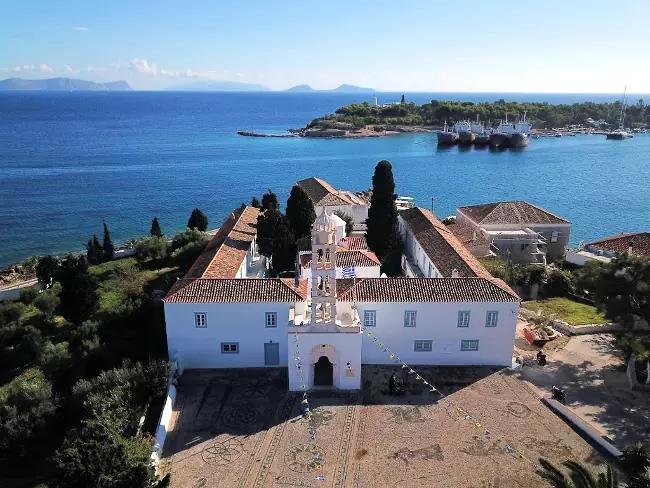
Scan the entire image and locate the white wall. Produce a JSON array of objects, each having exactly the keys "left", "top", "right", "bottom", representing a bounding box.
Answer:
[
  {"left": 354, "top": 300, "right": 519, "bottom": 366},
  {"left": 399, "top": 218, "right": 443, "bottom": 277},
  {"left": 314, "top": 204, "right": 368, "bottom": 229},
  {"left": 302, "top": 264, "right": 380, "bottom": 283},
  {"left": 164, "top": 302, "right": 300, "bottom": 369},
  {"left": 287, "top": 329, "right": 362, "bottom": 391}
]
